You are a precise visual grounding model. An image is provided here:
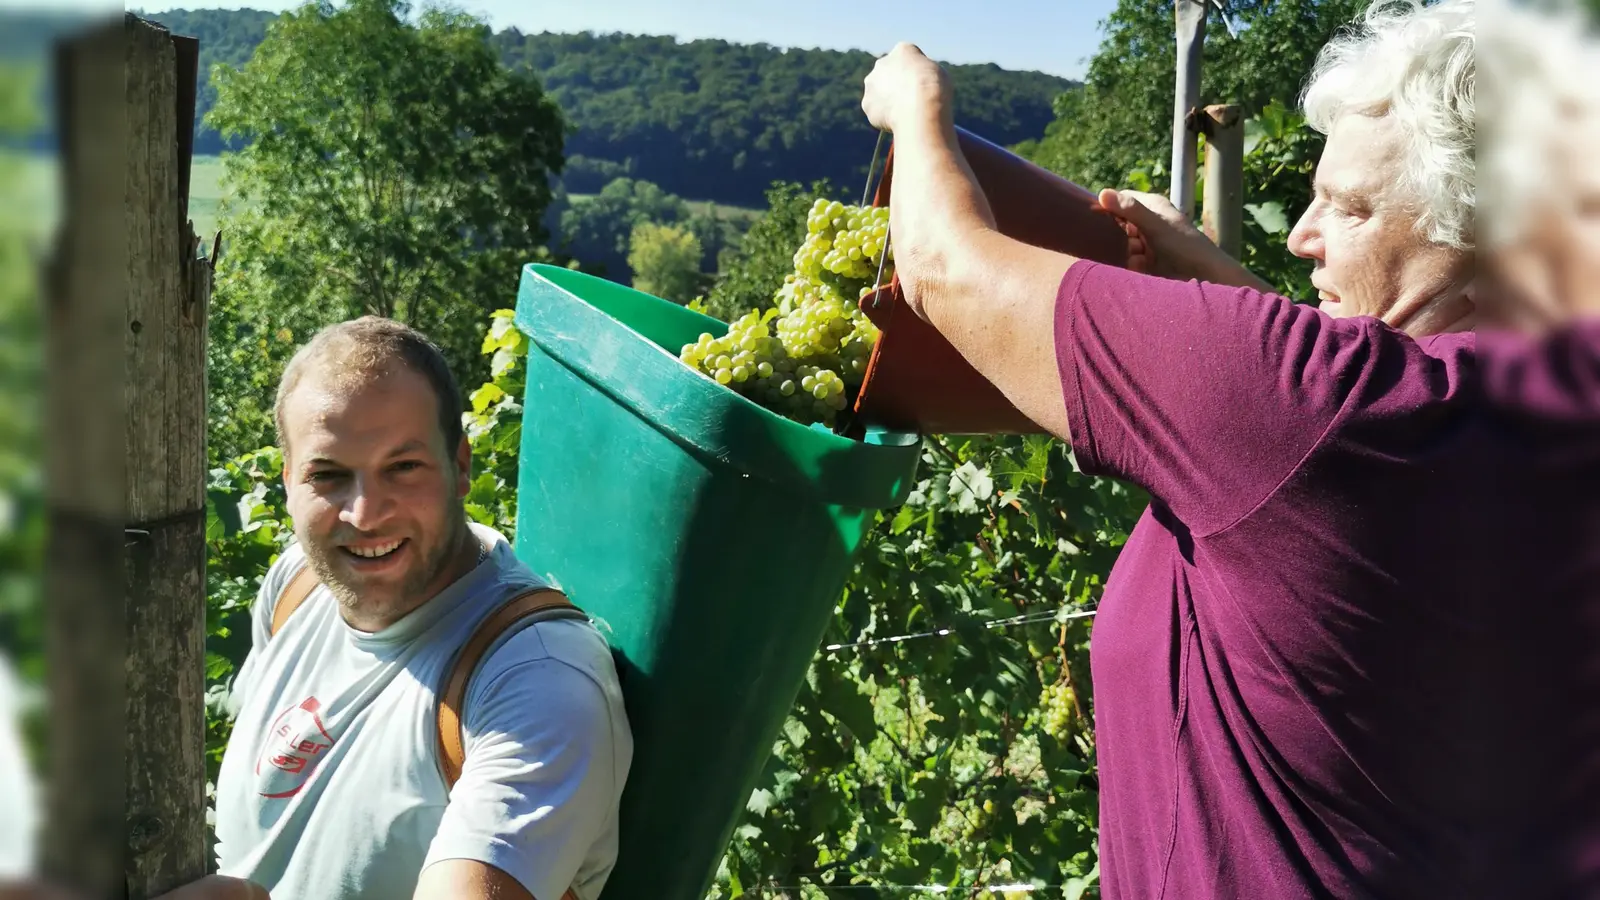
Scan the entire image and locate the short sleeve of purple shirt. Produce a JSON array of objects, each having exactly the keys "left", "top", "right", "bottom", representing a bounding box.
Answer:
[
  {"left": 1054, "top": 260, "right": 1404, "bottom": 534},
  {"left": 1053, "top": 261, "right": 1497, "bottom": 898}
]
